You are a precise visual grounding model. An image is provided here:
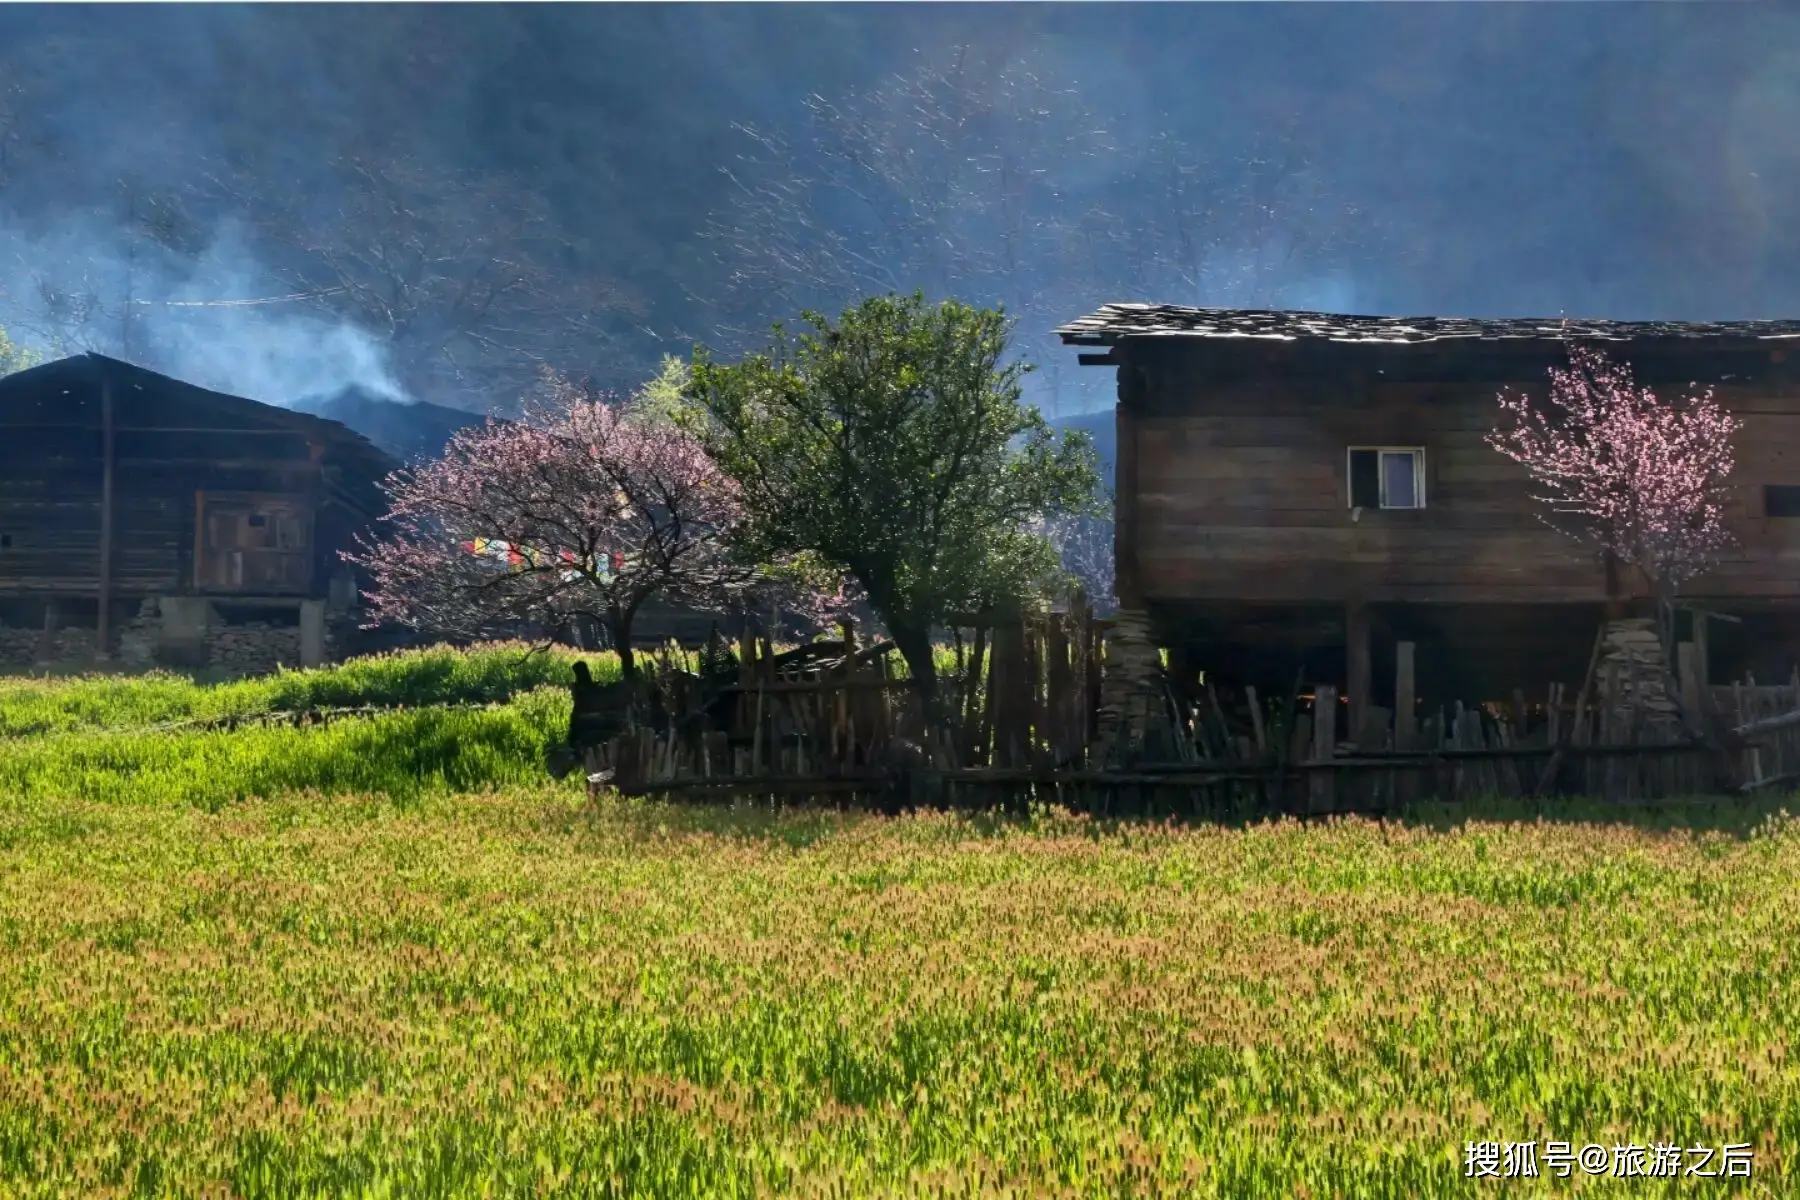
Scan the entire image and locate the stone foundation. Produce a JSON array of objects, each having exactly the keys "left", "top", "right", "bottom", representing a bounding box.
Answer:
[
  {"left": 1093, "top": 607, "right": 1173, "bottom": 765},
  {"left": 0, "top": 597, "right": 350, "bottom": 678},
  {"left": 1596, "top": 617, "right": 1685, "bottom": 739},
  {"left": 0, "top": 604, "right": 161, "bottom": 673}
]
